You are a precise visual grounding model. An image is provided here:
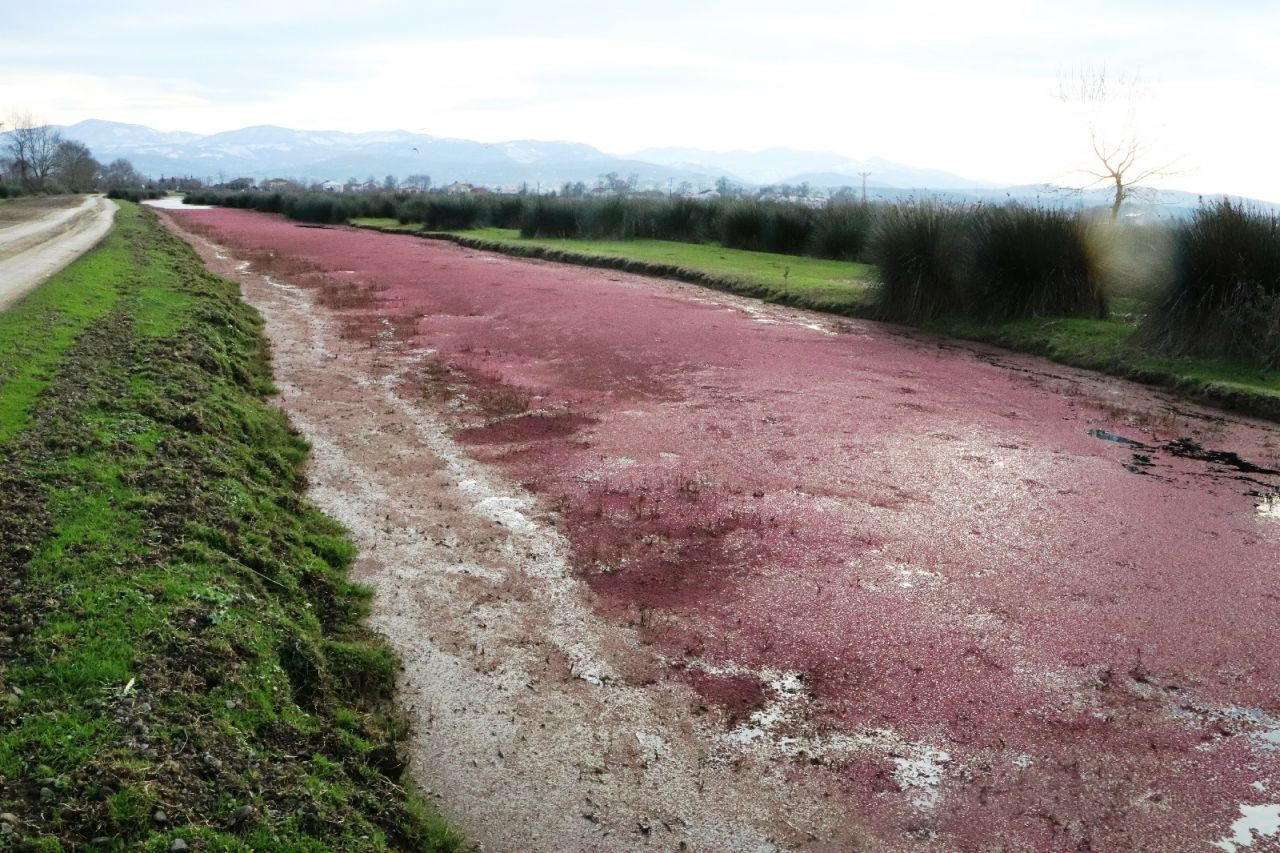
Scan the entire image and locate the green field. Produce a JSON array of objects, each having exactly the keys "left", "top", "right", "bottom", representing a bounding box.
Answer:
[
  {"left": 351, "top": 218, "right": 1280, "bottom": 417},
  {"left": 352, "top": 219, "right": 875, "bottom": 311},
  {"left": 0, "top": 204, "right": 461, "bottom": 850}
]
